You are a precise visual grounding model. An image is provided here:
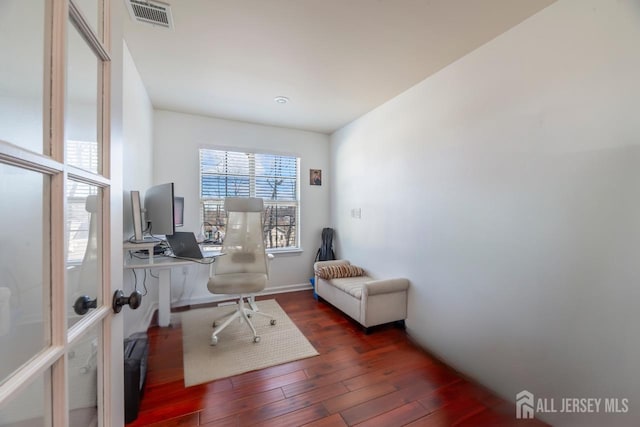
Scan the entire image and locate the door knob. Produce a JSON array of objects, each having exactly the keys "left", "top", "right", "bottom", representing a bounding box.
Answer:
[
  {"left": 112, "top": 290, "right": 142, "bottom": 313},
  {"left": 74, "top": 295, "right": 97, "bottom": 315}
]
